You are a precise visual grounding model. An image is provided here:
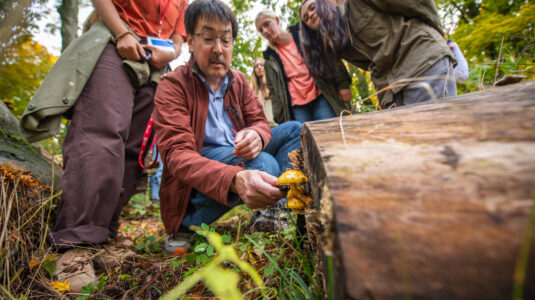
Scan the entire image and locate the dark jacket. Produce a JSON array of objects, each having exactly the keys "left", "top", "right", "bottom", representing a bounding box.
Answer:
[
  {"left": 263, "top": 24, "right": 352, "bottom": 124},
  {"left": 340, "top": 0, "right": 454, "bottom": 106},
  {"left": 153, "top": 56, "right": 271, "bottom": 235}
]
